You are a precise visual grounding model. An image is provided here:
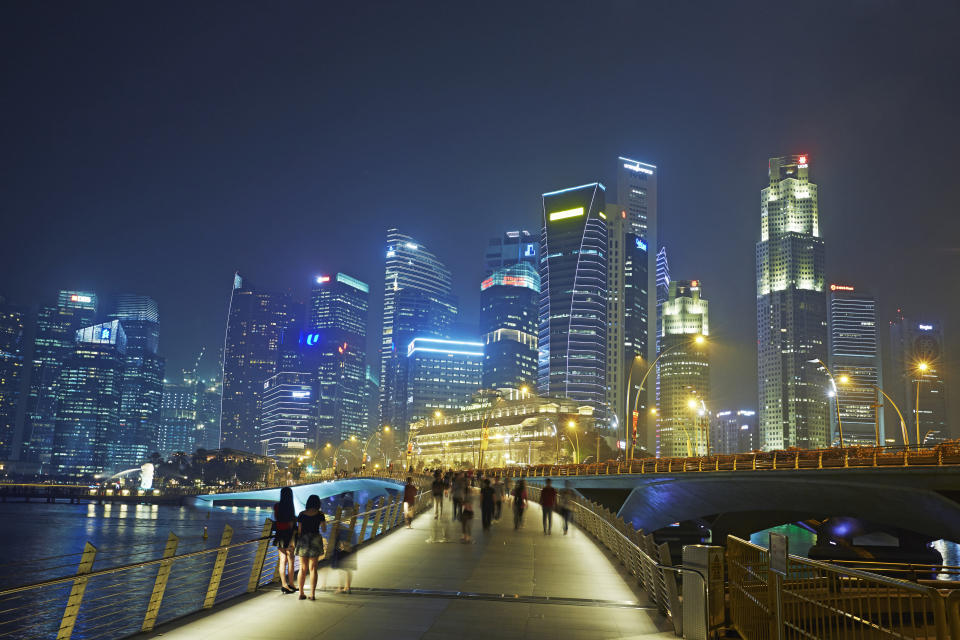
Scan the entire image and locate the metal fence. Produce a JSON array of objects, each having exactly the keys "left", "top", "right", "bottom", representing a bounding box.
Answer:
[
  {"left": 0, "top": 486, "right": 431, "bottom": 640},
  {"left": 728, "top": 535, "right": 954, "bottom": 639},
  {"left": 485, "top": 441, "right": 960, "bottom": 478}
]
